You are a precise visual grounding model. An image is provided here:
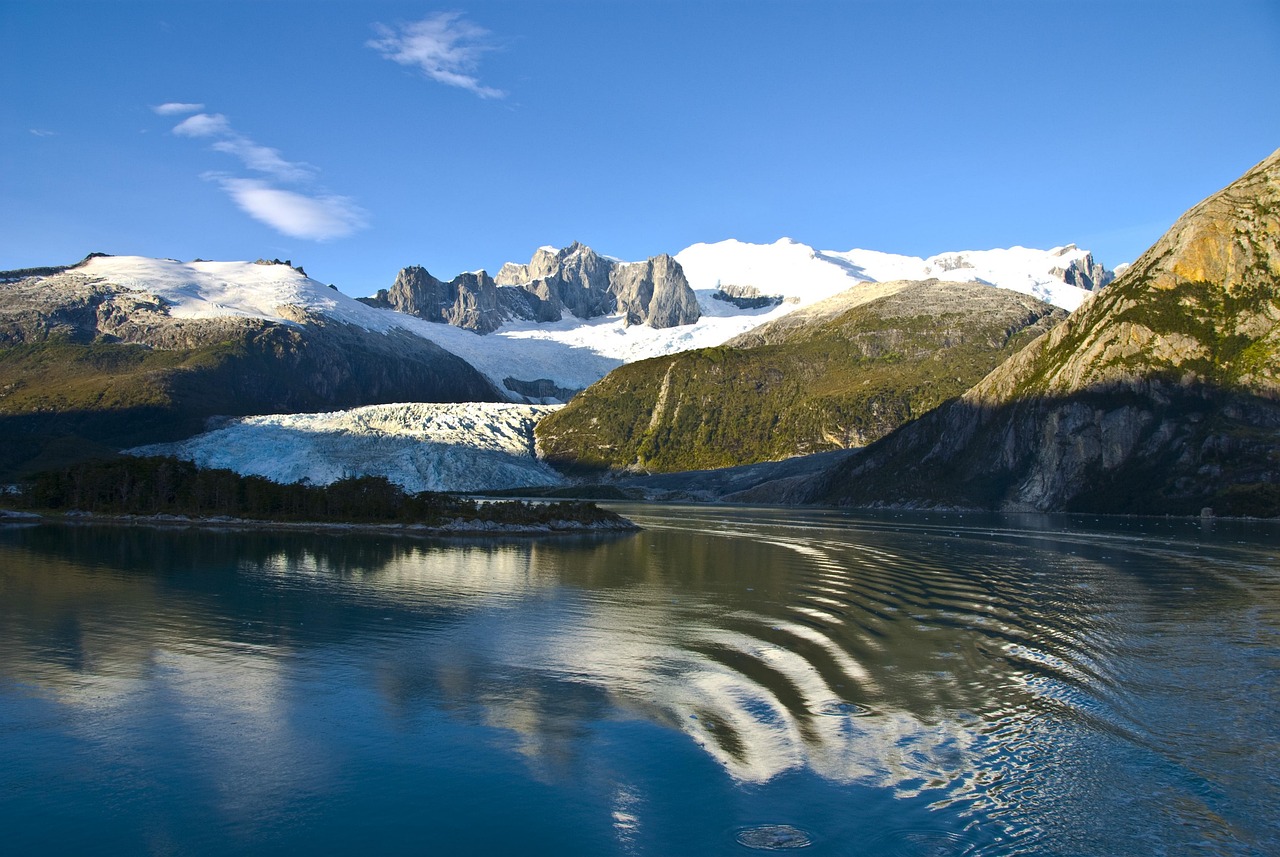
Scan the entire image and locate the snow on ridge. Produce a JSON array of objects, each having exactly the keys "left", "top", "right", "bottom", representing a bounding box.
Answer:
[
  {"left": 76, "top": 241, "right": 1104, "bottom": 405},
  {"left": 679, "top": 238, "right": 1102, "bottom": 313},
  {"left": 129, "top": 402, "right": 568, "bottom": 494},
  {"left": 73, "top": 255, "right": 787, "bottom": 399},
  {"left": 80, "top": 255, "right": 407, "bottom": 333},
  {"left": 675, "top": 238, "right": 873, "bottom": 307}
]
